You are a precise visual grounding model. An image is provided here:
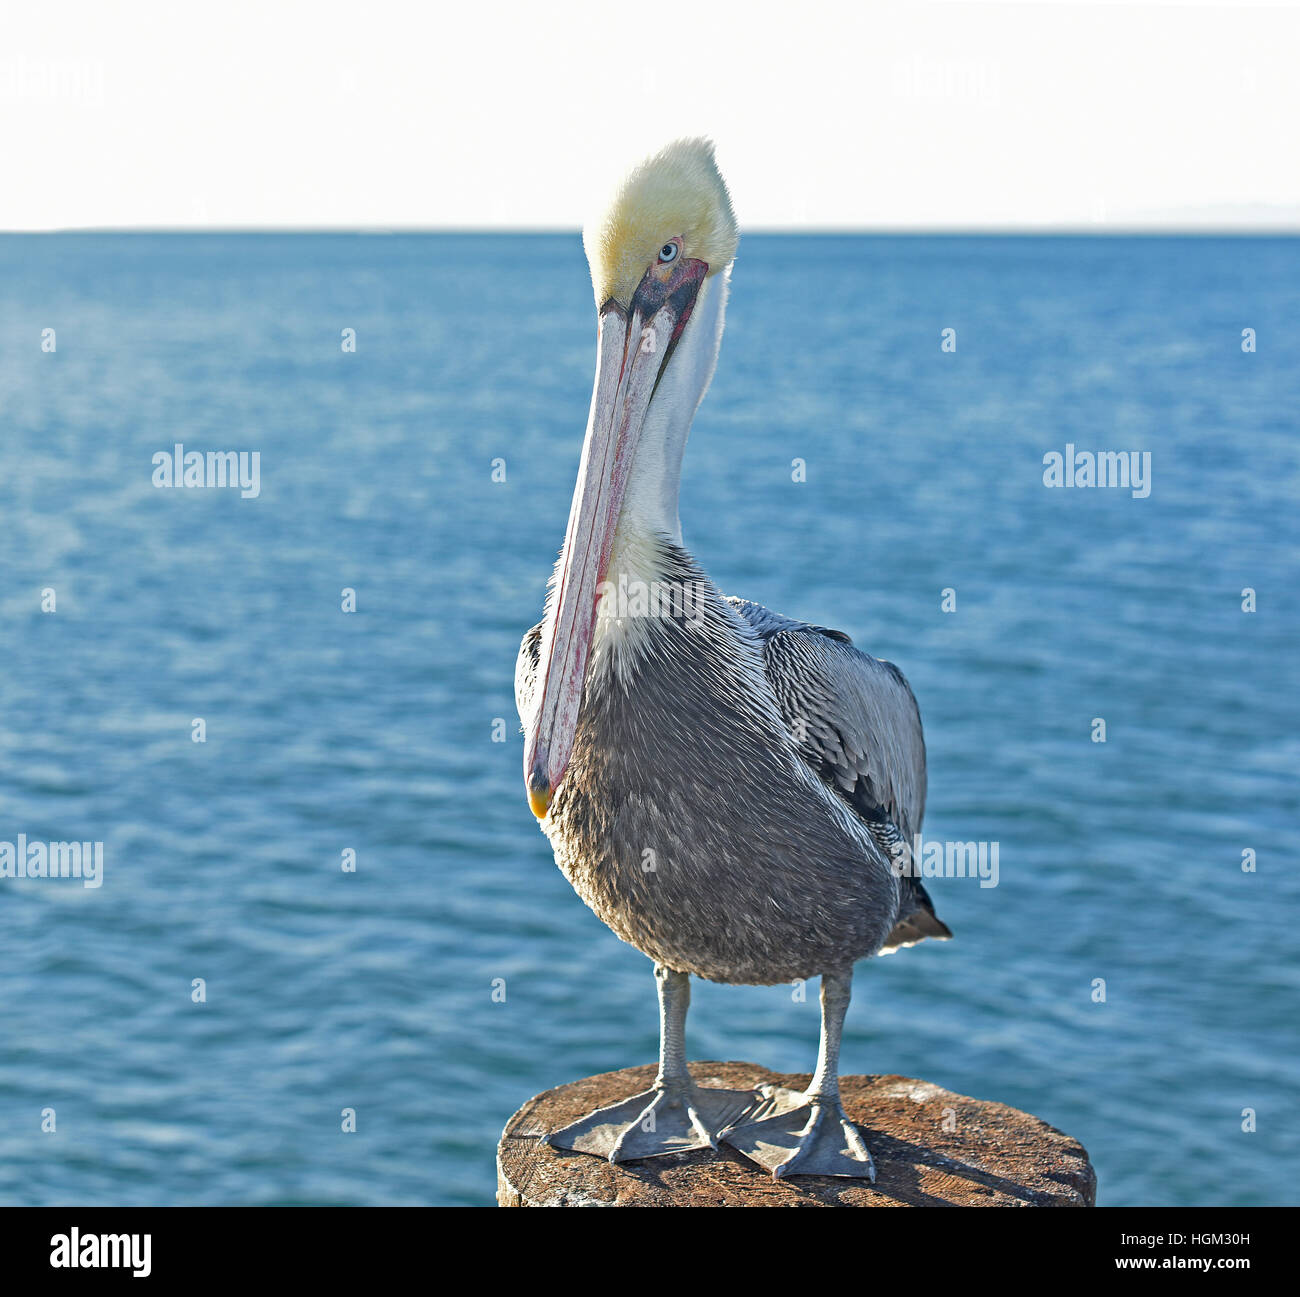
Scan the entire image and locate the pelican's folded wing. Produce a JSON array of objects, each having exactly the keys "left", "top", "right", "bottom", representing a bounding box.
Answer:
[{"left": 727, "top": 597, "right": 951, "bottom": 952}]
